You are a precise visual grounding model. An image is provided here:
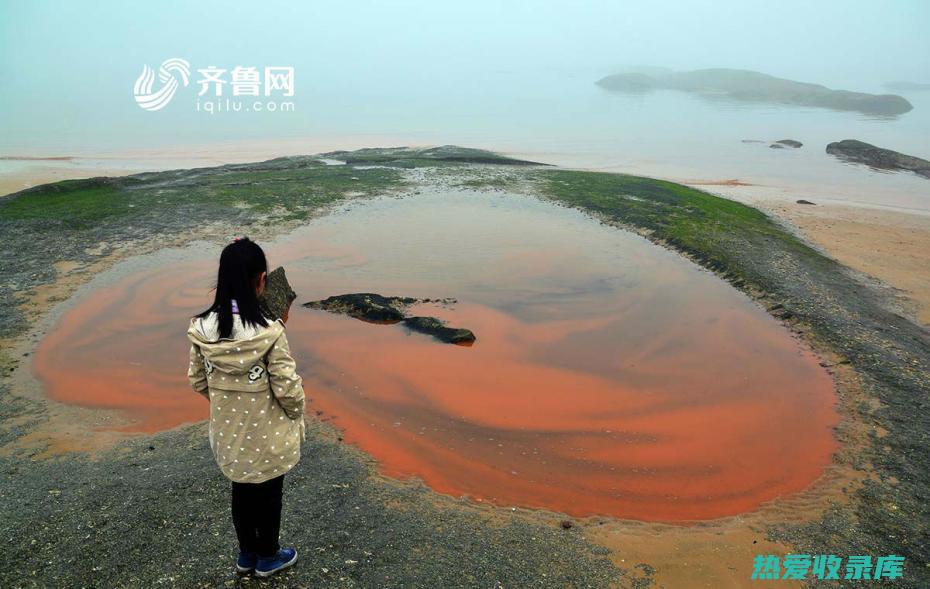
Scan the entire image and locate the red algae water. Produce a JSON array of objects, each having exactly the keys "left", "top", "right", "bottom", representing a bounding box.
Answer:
[{"left": 34, "top": 191, "right": 838, "bottom": 521}]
